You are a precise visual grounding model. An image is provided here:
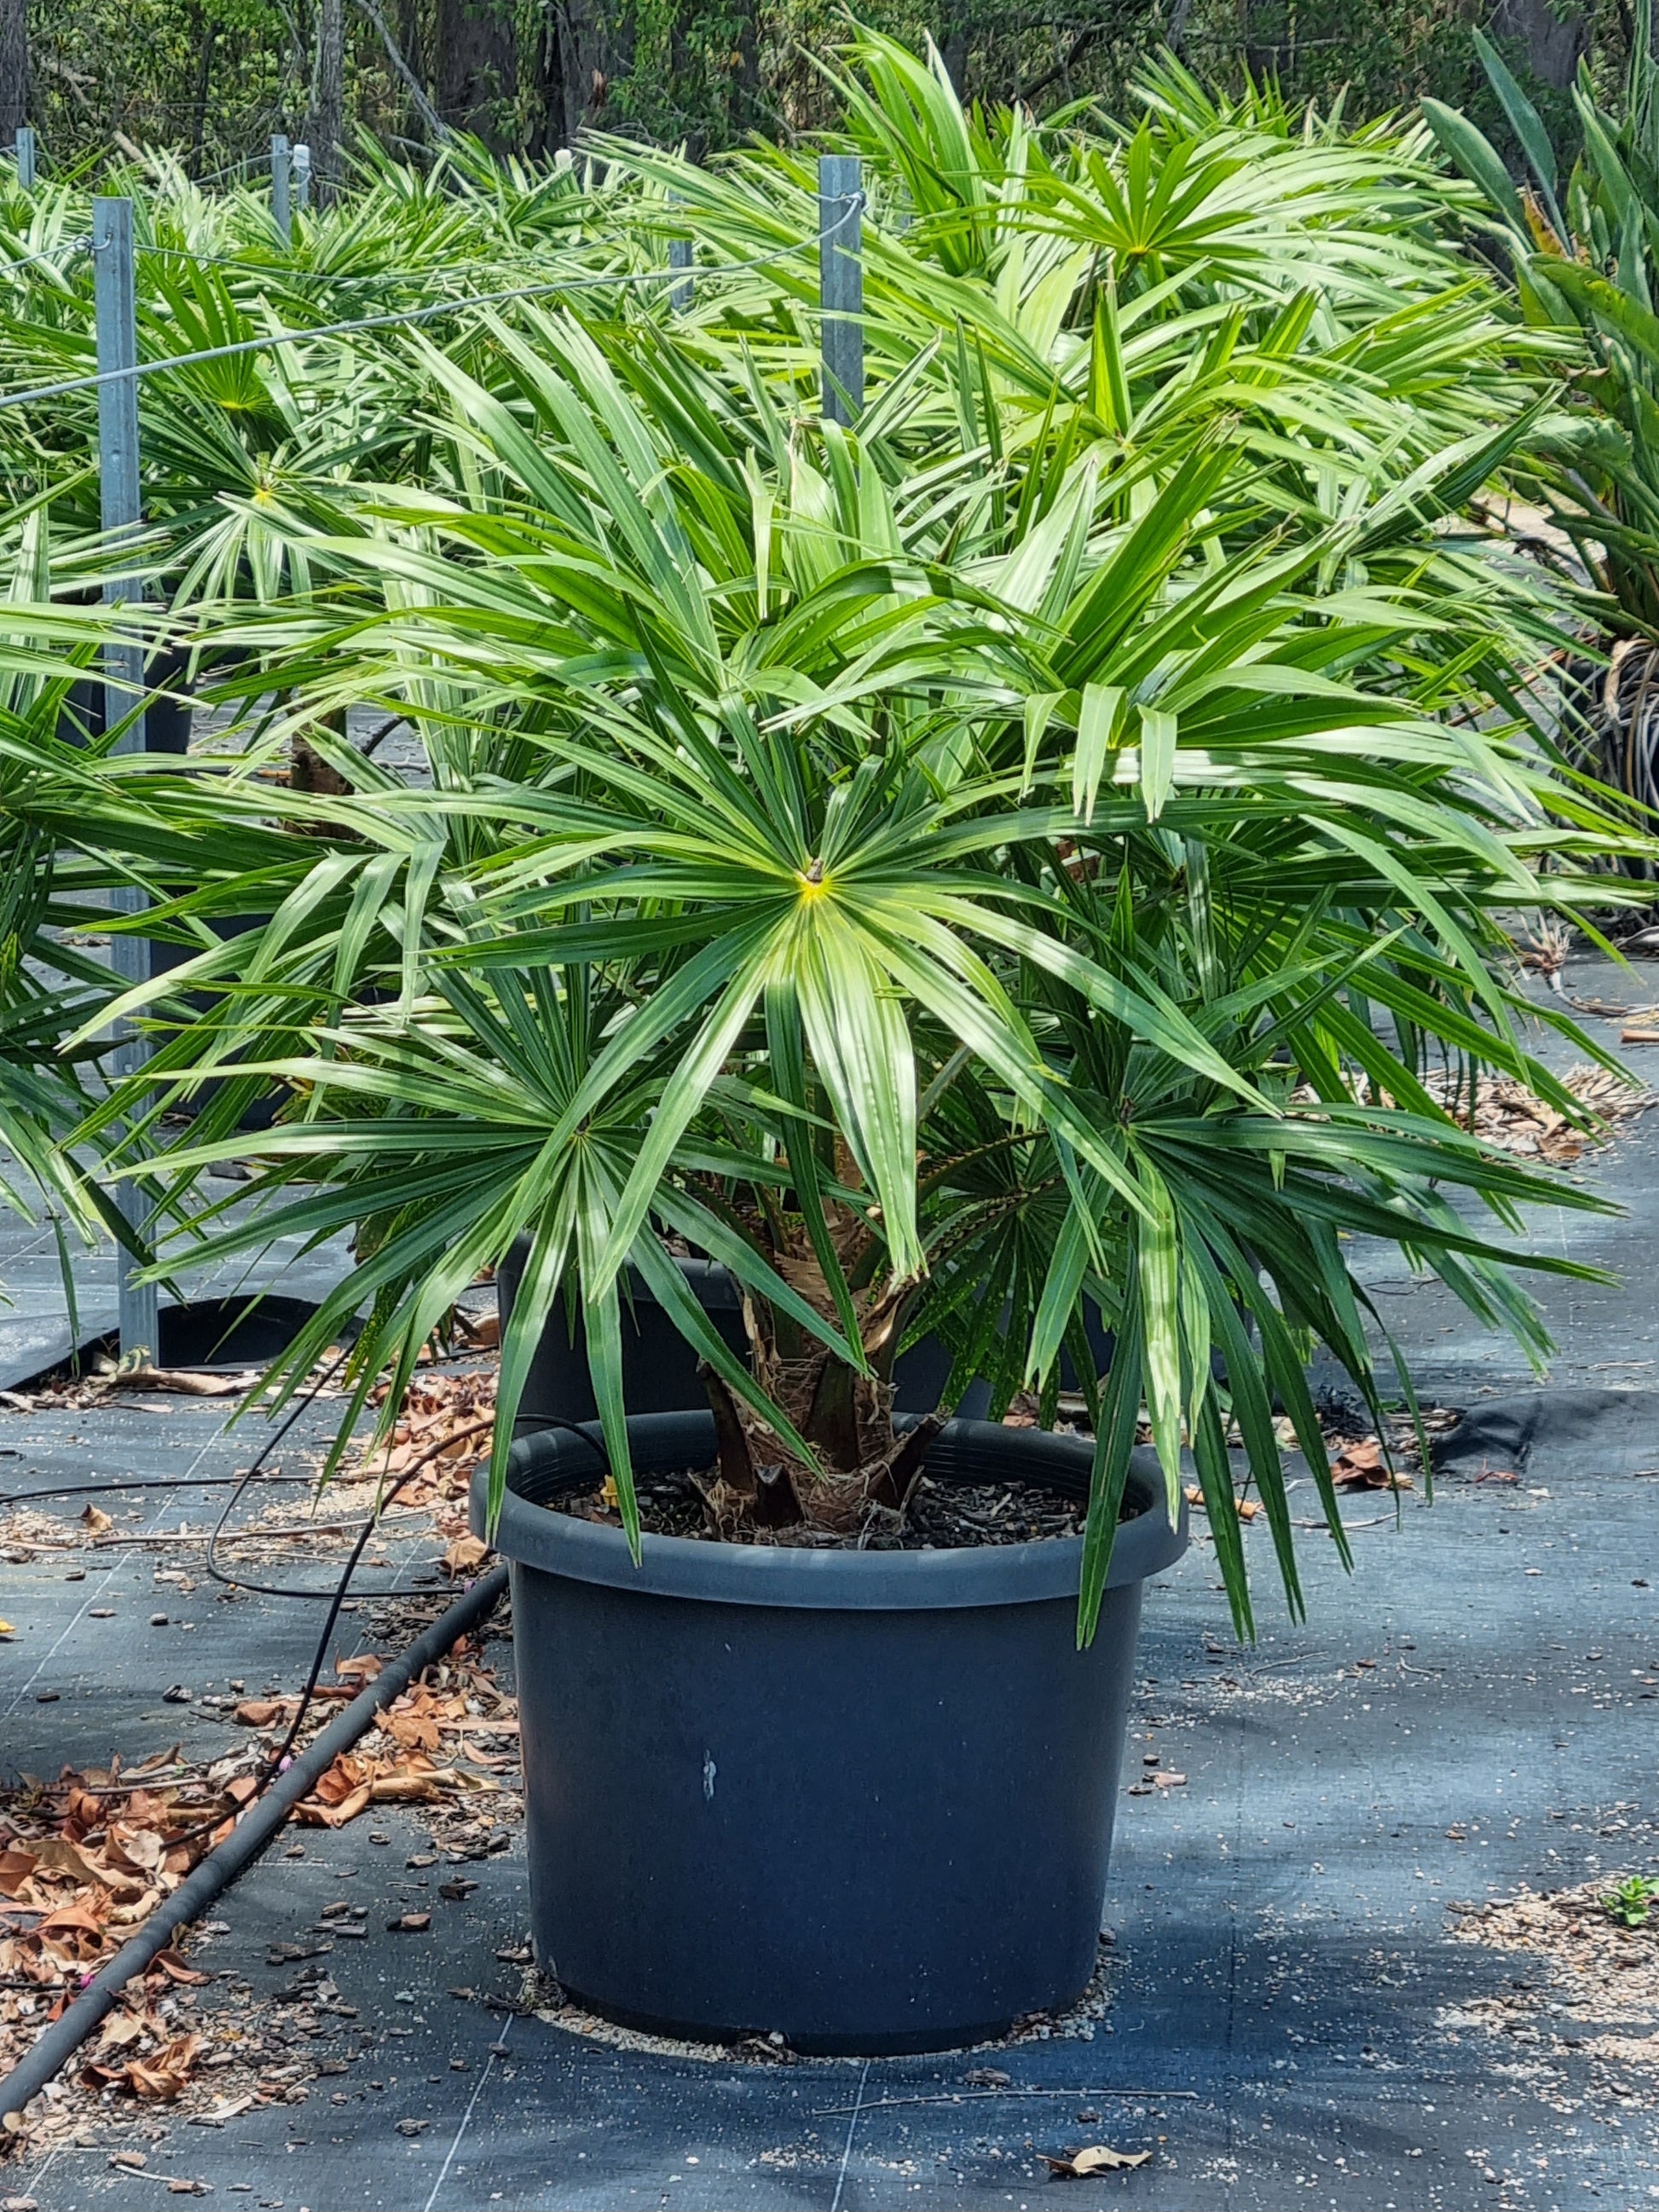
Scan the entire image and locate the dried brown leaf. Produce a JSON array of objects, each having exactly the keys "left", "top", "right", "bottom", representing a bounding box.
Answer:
[
  {"left": 1043, "top": 2146, "right": 1153, "bottom": 2175},
  {"left": 442, "top": 1534, "right": 490, "bottom": 1577}
]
